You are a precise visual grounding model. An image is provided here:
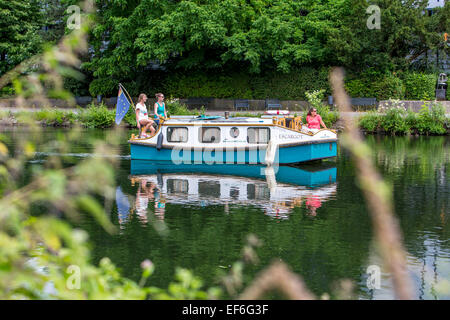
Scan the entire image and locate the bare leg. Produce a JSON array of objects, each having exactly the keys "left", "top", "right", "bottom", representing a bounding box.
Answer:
[
  {"left": 149, "top": 123, "right": 156, "bottom": 135},
  {"left": 139, "top": 119, "right": 151, "bottom": 137}
]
